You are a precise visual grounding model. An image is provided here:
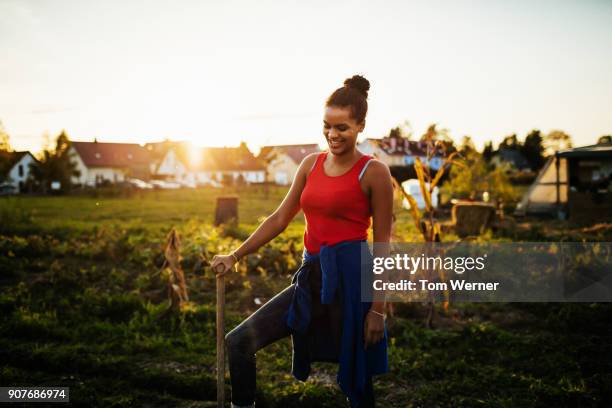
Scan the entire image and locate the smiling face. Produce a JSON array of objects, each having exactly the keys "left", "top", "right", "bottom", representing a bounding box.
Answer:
[{"left": 323, "top": 106, "right": 365, "bottom": 155}]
